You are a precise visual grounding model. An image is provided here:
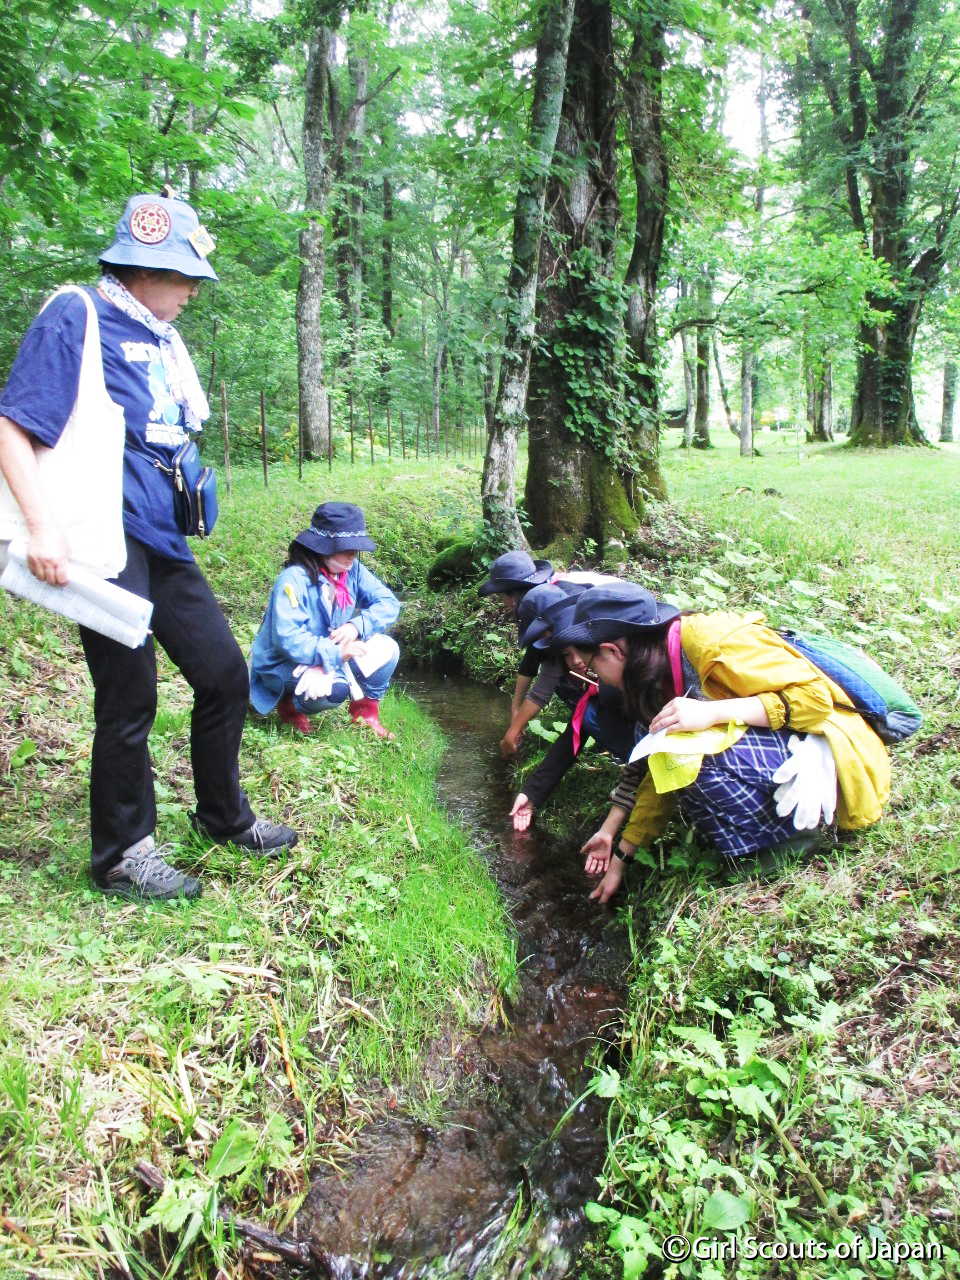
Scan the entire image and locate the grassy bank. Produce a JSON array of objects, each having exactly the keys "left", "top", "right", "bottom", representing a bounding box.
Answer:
[
  {"left": 0, "top": 460, "right": 514, "bottom": 1278},
  {"left": 576, "top": 436, "right": 960, "bottom": 1278},
  {"left": 2, "top": 437, "right": 959, "bottom": 1278}
]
